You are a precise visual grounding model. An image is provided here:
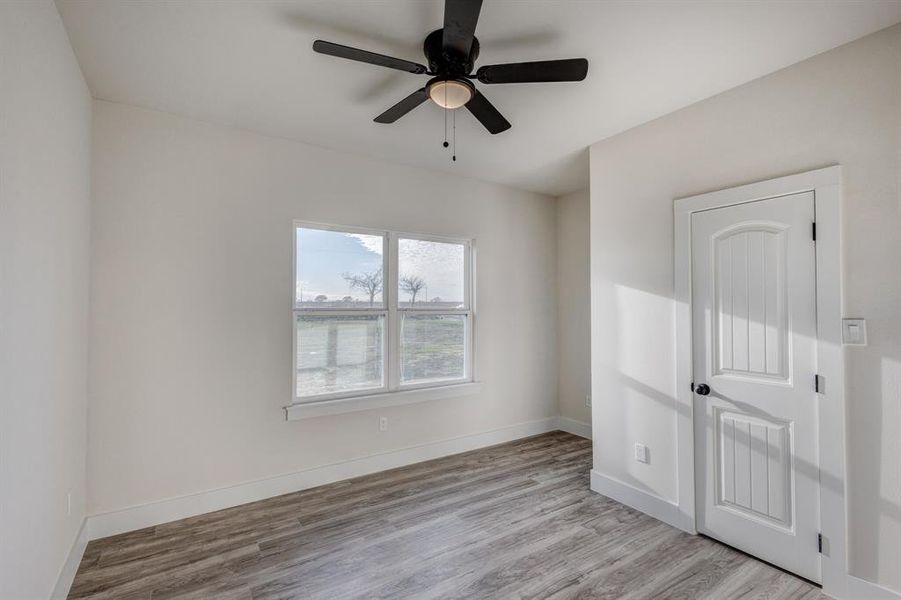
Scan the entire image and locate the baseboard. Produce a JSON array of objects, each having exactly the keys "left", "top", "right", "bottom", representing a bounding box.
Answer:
[
  {"left": 555, "top": 416, "right": 591, "bottom": 439},
  {"left": 85, "top": 417, "right": 559, "bottom": 541},
  {"left": 842, "top": 575, "right": 901, "bottom": 600},
  {"left": 51, "top": 517, "right": 90, "bottom": 599},
  {"left": 590, "top": 469, "right": 694, "bottom": 533},
  {"left": 52, "top": 420, "right": 896, "bottom": 600},
  {"left": 49, "top": 417, "right": 559, "bottom": 597}
]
